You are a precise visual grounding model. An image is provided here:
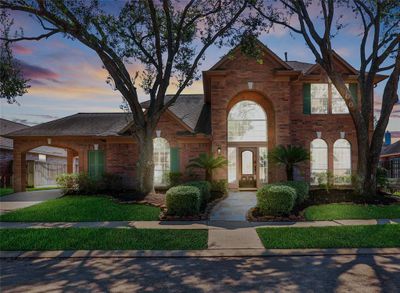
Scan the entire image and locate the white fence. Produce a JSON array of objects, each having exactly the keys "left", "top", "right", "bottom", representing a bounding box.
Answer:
[{"left": 27, "top": 161, "right": 67, "bottom": 187}]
